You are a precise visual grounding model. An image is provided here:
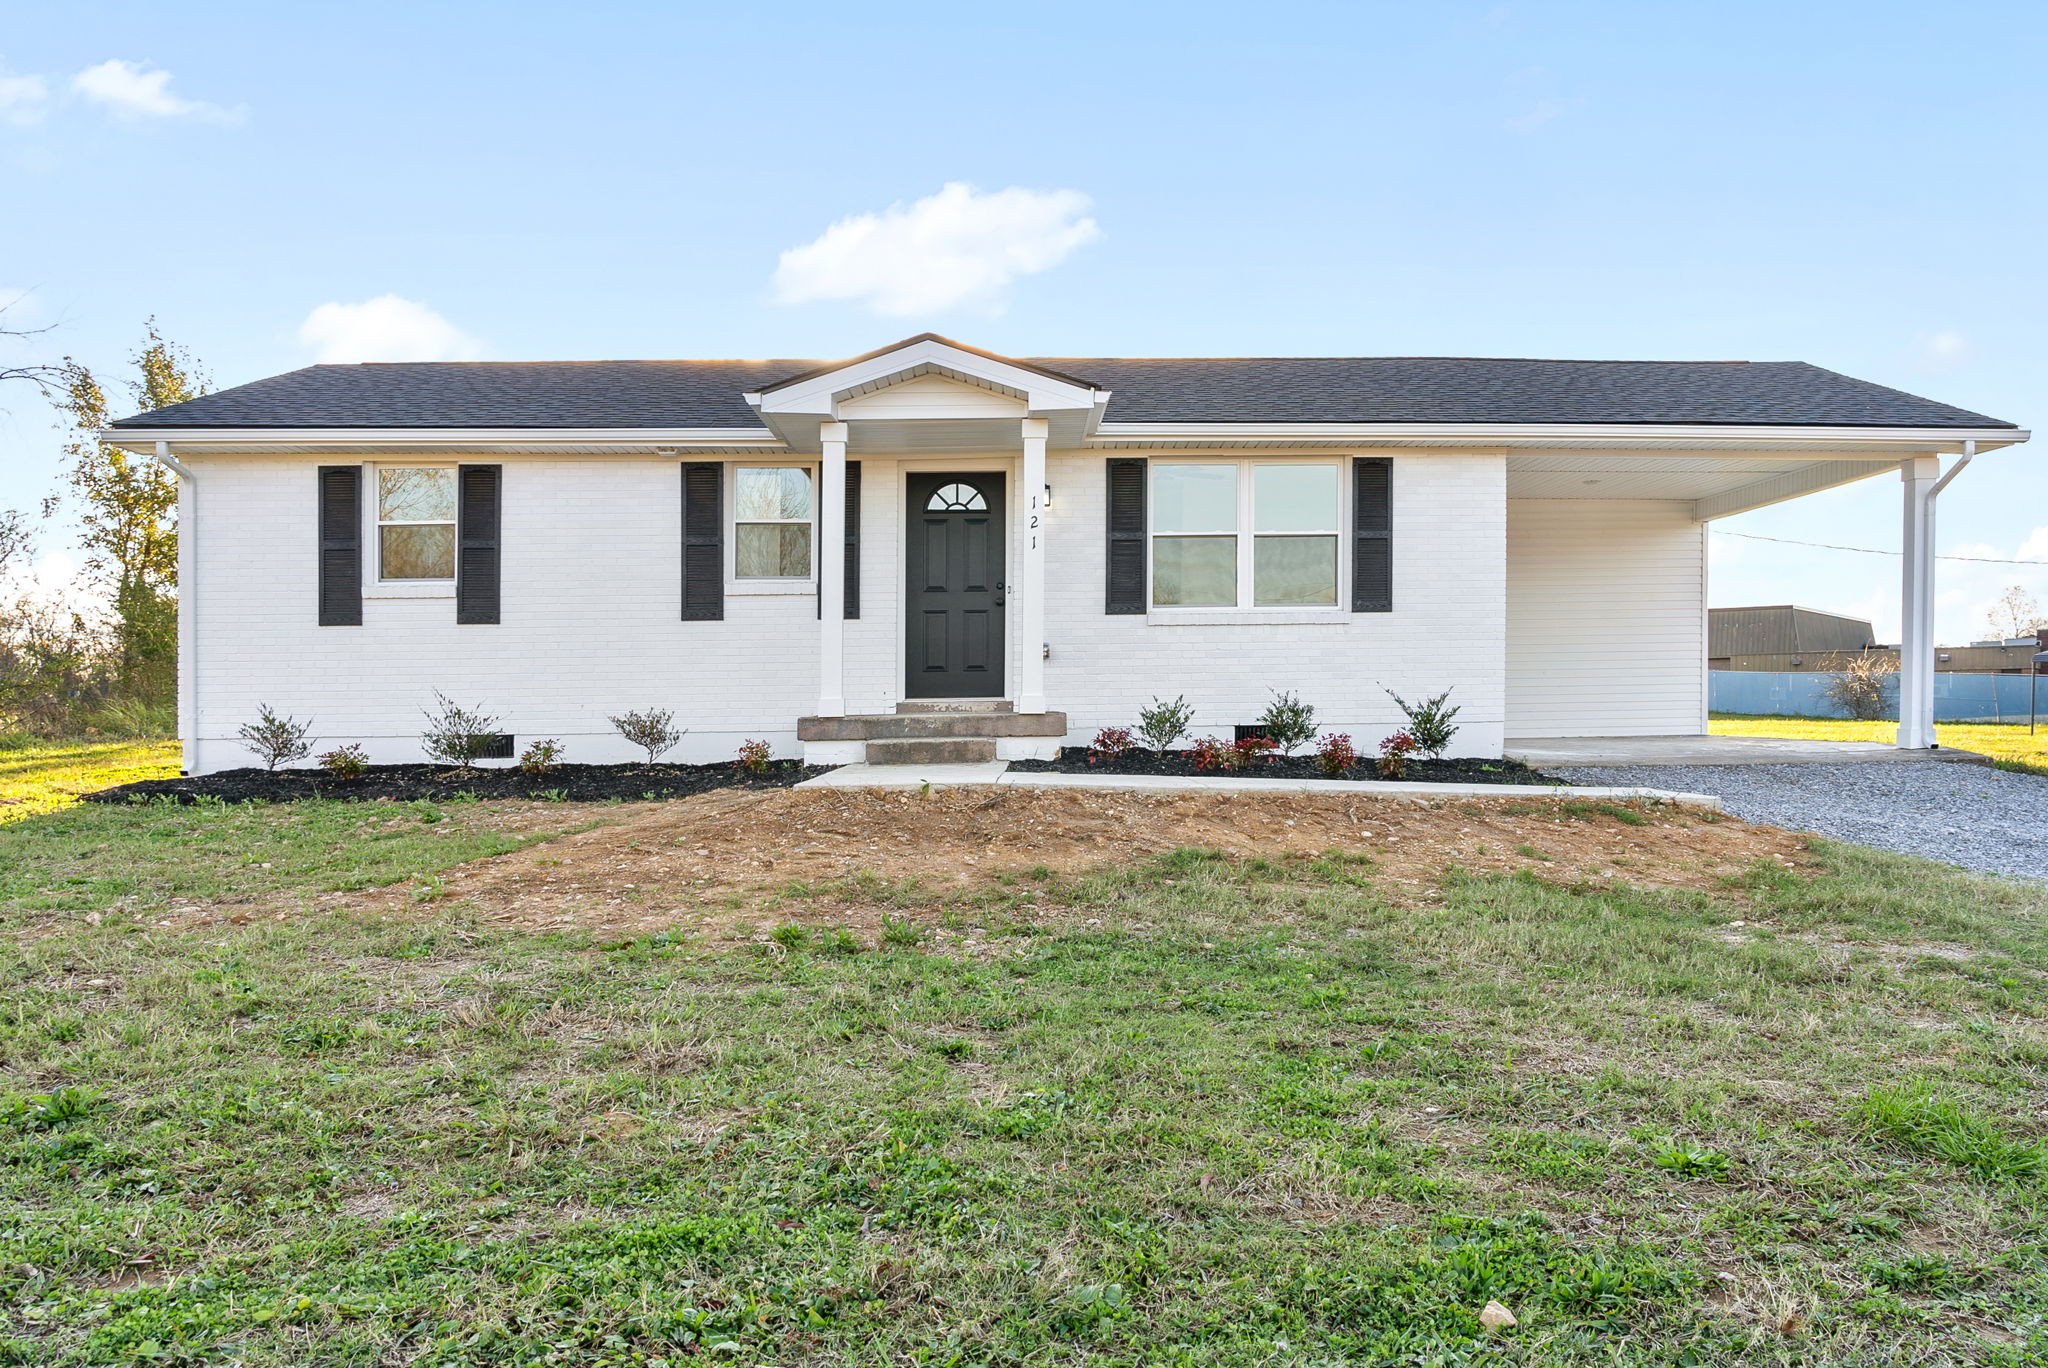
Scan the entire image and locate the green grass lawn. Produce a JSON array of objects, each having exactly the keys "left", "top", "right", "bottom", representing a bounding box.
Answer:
[
  {"left": 1711, "top": 713, "right": 2048, "bottom": 776},
  {"left": 0, "top": 738, "right": 181, "bottom": 824},
  {"left": 3, "top": 796, "right": 2046, "bottom": 1365}
]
